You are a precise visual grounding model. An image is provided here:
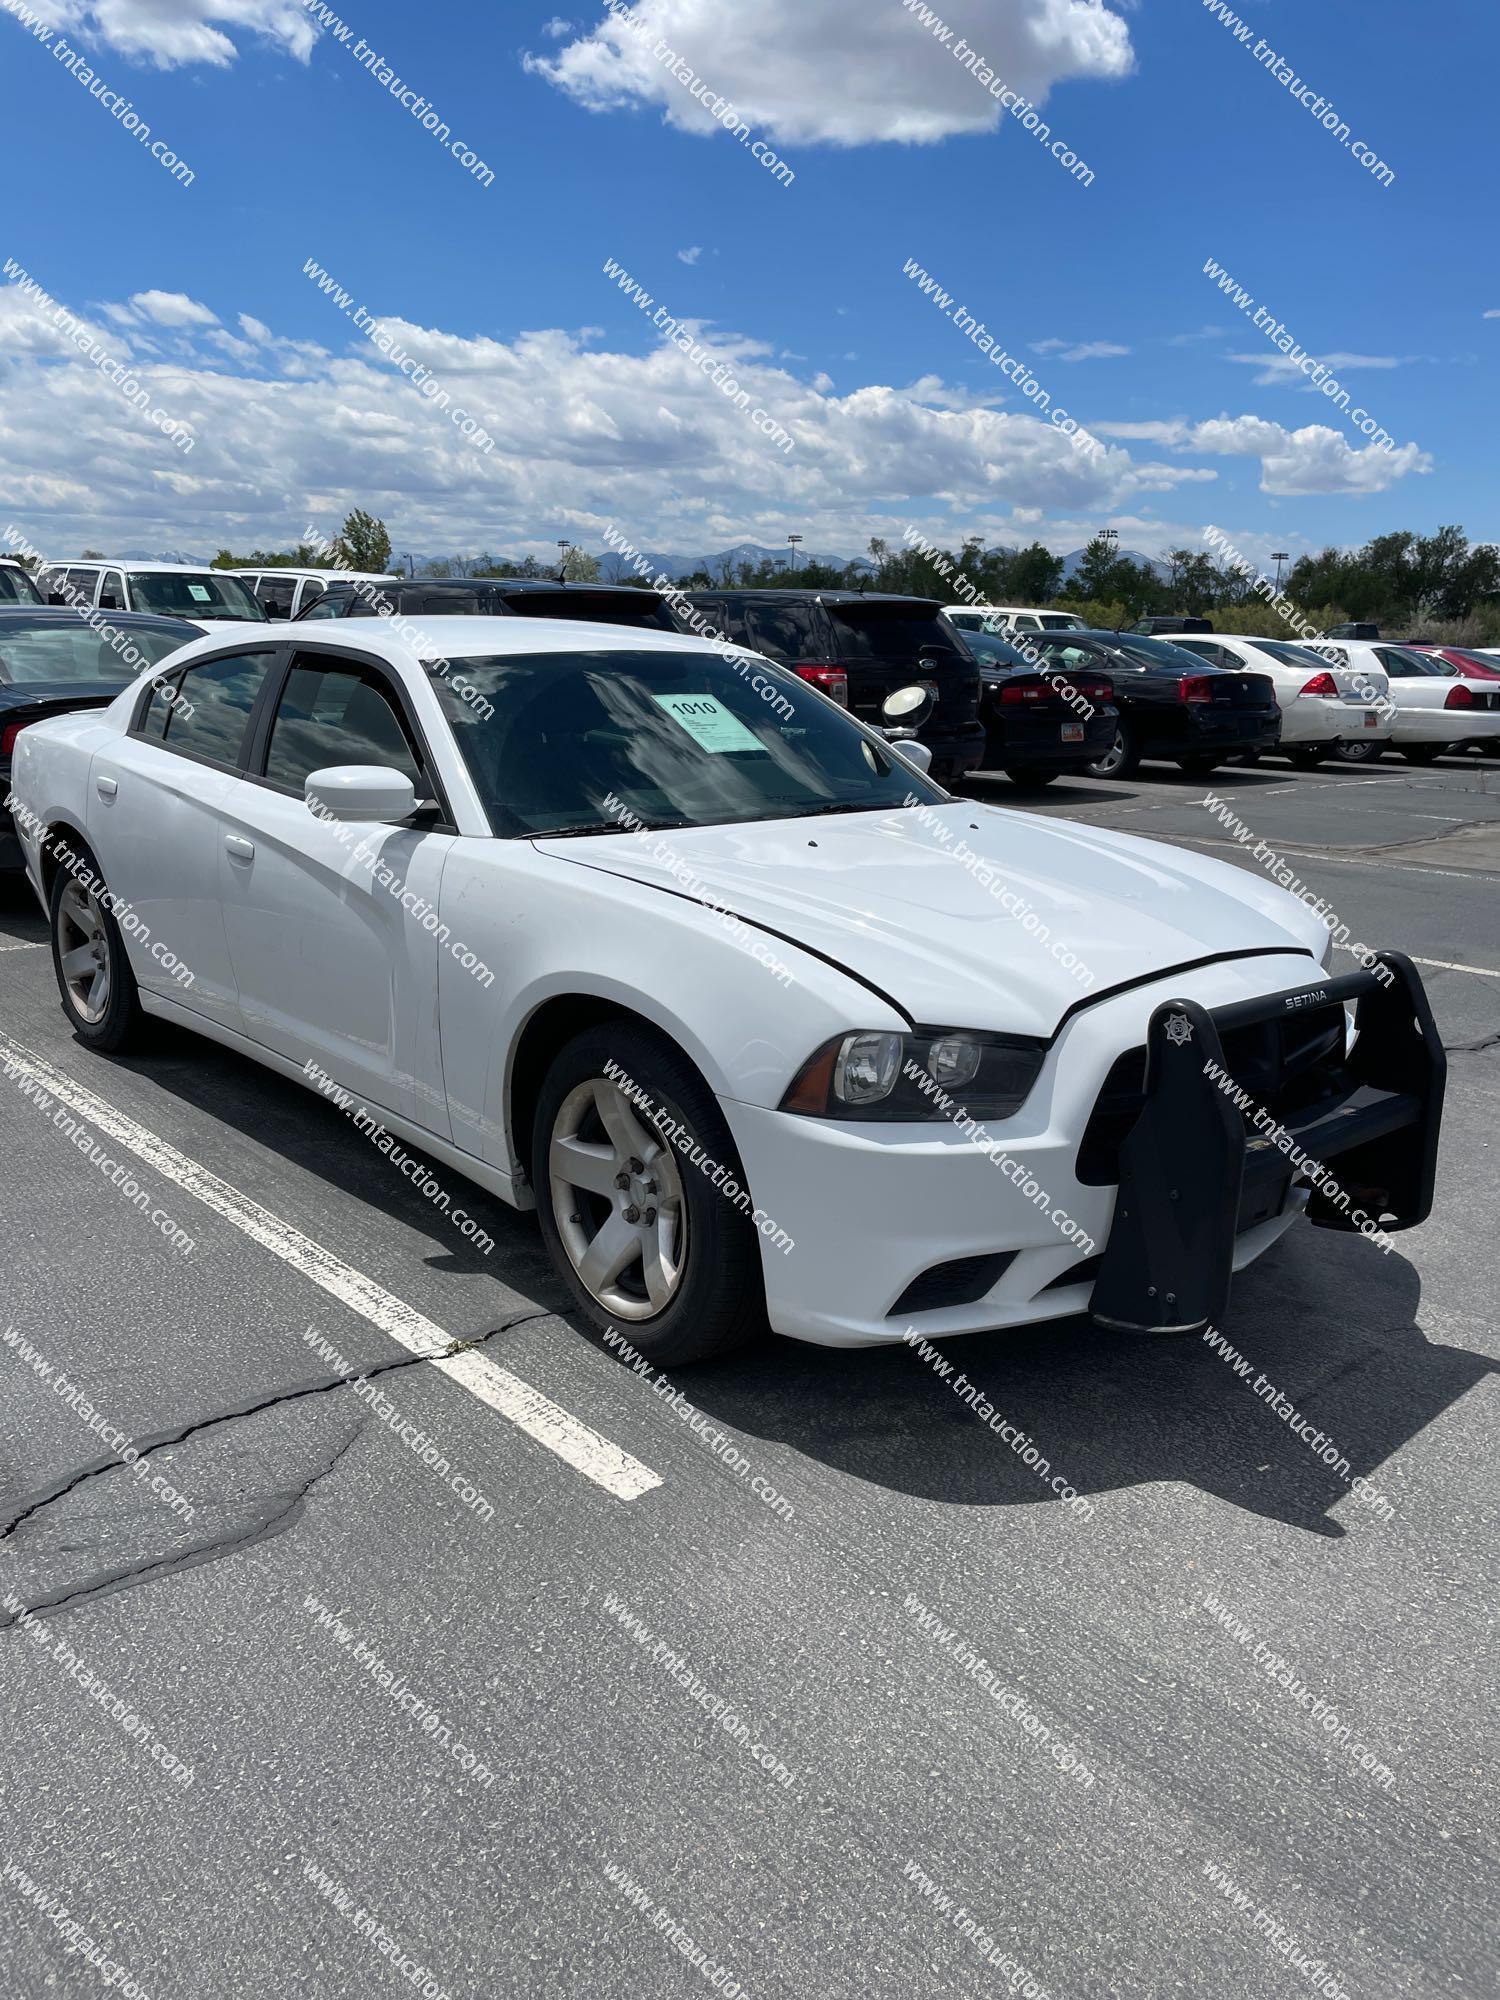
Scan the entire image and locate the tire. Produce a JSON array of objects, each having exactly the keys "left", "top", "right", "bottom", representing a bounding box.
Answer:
[
  {"left": 533, "top": 1022, "right": 766, "bottom": 1366},
  {"left": 1399, "top": 744, "right": 1442, "bottom": 765},
  {"left": 1288, "top": 747, "right": 1328, "bottom": 770},
  {"left": 48, "top": 836, "right": 144, "bottom": 1053},
  {"left": 1085, "top": 717, "right": 1139, "bottom": 780},
  {"left": 1176, "top": 756, "right": 1221, "bottom": 778},
  {"left": 1005, "top": 768, "right": 1061, "bottom": 790},
  {"left": 1331, "top": 738, "right": 1384, "bottom": 764}
]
